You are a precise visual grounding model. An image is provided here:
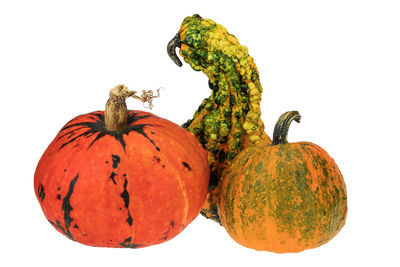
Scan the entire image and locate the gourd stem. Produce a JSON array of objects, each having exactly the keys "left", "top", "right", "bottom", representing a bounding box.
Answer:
[
  {"left": 104, "top": 85, "right": 160, "bottom": 131},
  {"left": 272, "top": 111, "right": 301, "bottom": 145},
  {"left": 167, "top": 33, "right": 182, "bottom": 67}
]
